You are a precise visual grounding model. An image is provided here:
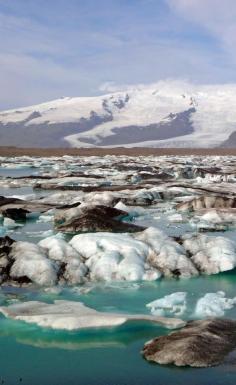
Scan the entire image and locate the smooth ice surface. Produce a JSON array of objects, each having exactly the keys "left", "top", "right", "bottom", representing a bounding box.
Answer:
[{"left": 0, "top": 300, "right": 185, "bottom": 330}]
